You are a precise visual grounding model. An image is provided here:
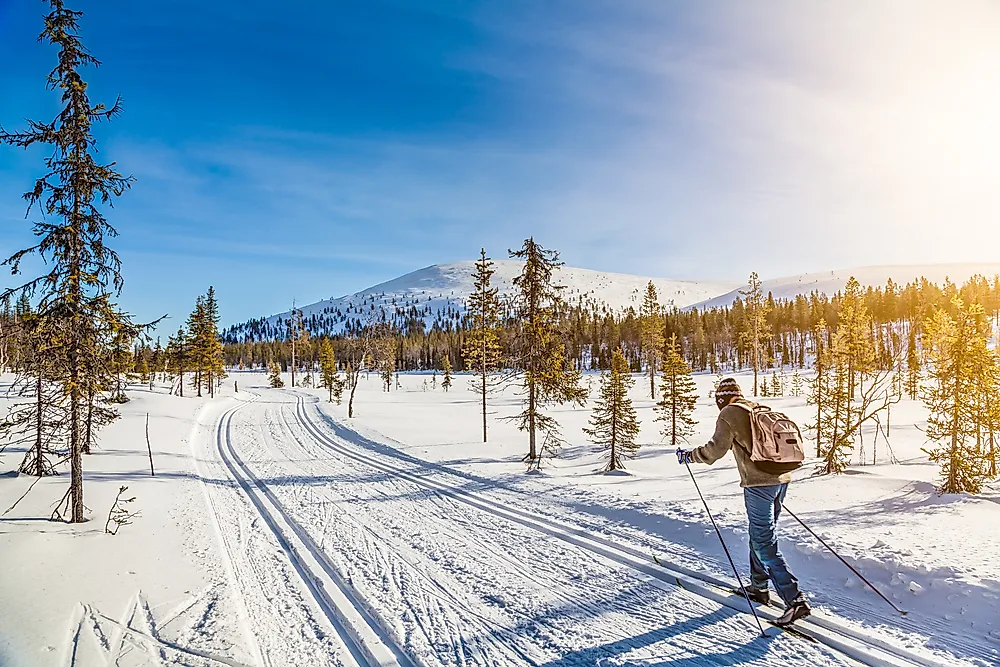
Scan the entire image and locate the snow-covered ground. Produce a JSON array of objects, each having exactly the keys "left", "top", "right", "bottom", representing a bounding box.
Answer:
[{"left": 1, "top": 369, "right": 997, "bottom": 666}]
